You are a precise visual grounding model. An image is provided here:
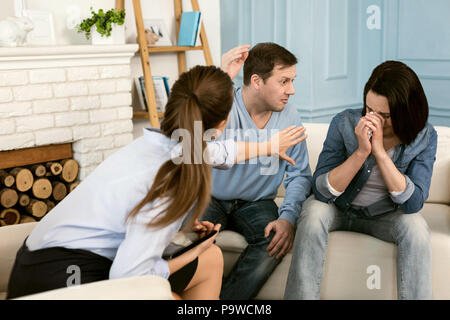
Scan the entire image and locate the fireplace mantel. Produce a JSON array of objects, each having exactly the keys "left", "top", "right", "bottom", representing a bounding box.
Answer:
[
  {"left": 0, "top": 44, "right": 138, "bottom": 180},
  {"left": 0, "top": 44, "right": 139, "bottom": 70}
]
